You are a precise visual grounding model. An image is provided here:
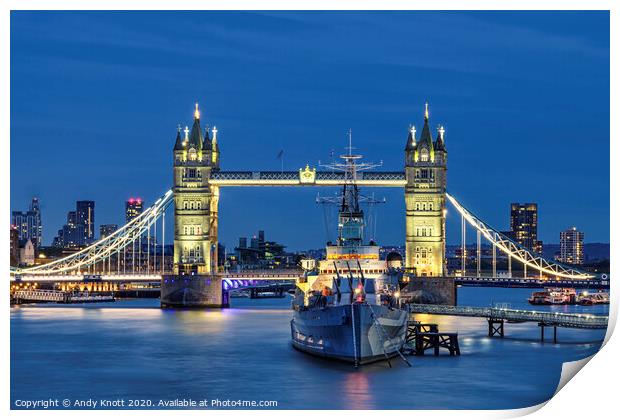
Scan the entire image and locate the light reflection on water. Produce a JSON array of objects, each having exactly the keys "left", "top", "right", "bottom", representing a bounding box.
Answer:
[{"left": 10, "top": 288, "right": 607, "bottom": 410}]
